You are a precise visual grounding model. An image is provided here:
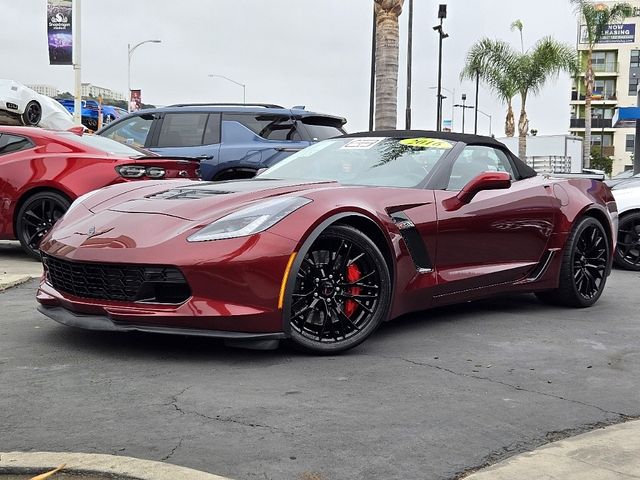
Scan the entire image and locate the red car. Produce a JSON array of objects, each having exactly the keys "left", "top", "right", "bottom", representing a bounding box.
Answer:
[
  {"left": 0, "top": 126, "right": 199, "bottom": 258},
  {"left": 36, "top": 131, "right": 617, "bottom": 354}
]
